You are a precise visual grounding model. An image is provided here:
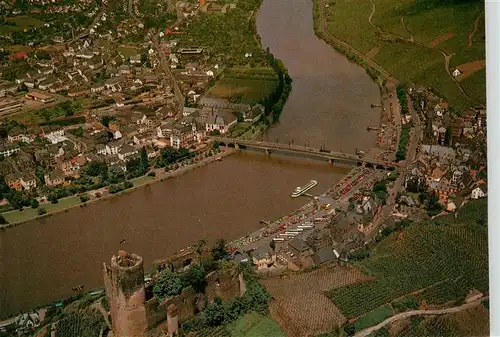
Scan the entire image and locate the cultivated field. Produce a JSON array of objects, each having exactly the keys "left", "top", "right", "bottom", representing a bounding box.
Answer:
[
  {"left": 261, "top": 266, "right": 371, "bottom": 337},
  {"left": 208, "top": 67, "right": 278, "bottom": 103},
  {"left": 329, "top": 204, "right": 488, "bottom": 319},
  {"left": 321, "top": 0, "right": 485, "bottom": 109}
]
